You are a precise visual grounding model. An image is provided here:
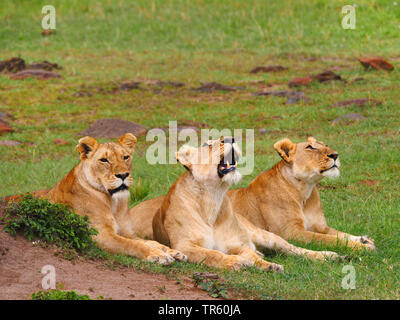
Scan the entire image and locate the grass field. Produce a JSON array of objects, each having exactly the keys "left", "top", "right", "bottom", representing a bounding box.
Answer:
[{"left": 0, "top": 0, "right": 399, "bottom": 299}]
